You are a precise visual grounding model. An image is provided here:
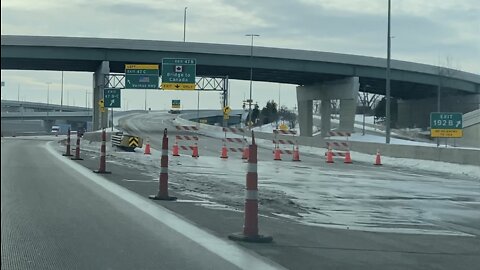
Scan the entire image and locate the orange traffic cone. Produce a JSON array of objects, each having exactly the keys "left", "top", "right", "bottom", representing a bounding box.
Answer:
[
  {"left": 192, "top": 143, "right": 199, "bottom": 158},
  {"left": 274, "top": 145, "right": 282, "bottom": 161},
  {"left": 221, "top": 143, "right": 228, "bottom": 159},
  {"left": 144, "top": 139, "right": 151, "bottom": 155},
  {"left": 326, "top": 147, "right": 334, "bottom": 163},
  {"left": 172, "top": 141, "right": 180, "bottom": 156},
  {"left": 374, "top": 149, "right": 382, "bottom": 165},
  {"left": 292, "top": 145, "right": 300, "bottom": 161},
  {"left": 344, "top": 150, "right": 352, "bottom": 164},
  {"left": 242, "top": 145, "right": 249, "bottom": 160}
]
